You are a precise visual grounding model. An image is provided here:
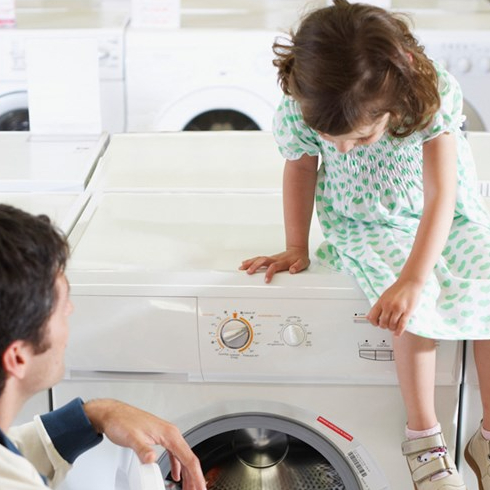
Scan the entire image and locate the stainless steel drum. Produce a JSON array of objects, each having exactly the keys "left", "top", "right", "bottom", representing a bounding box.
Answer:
[{"left": 159, "top": 414, "right": 361, "bottom": 489}]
